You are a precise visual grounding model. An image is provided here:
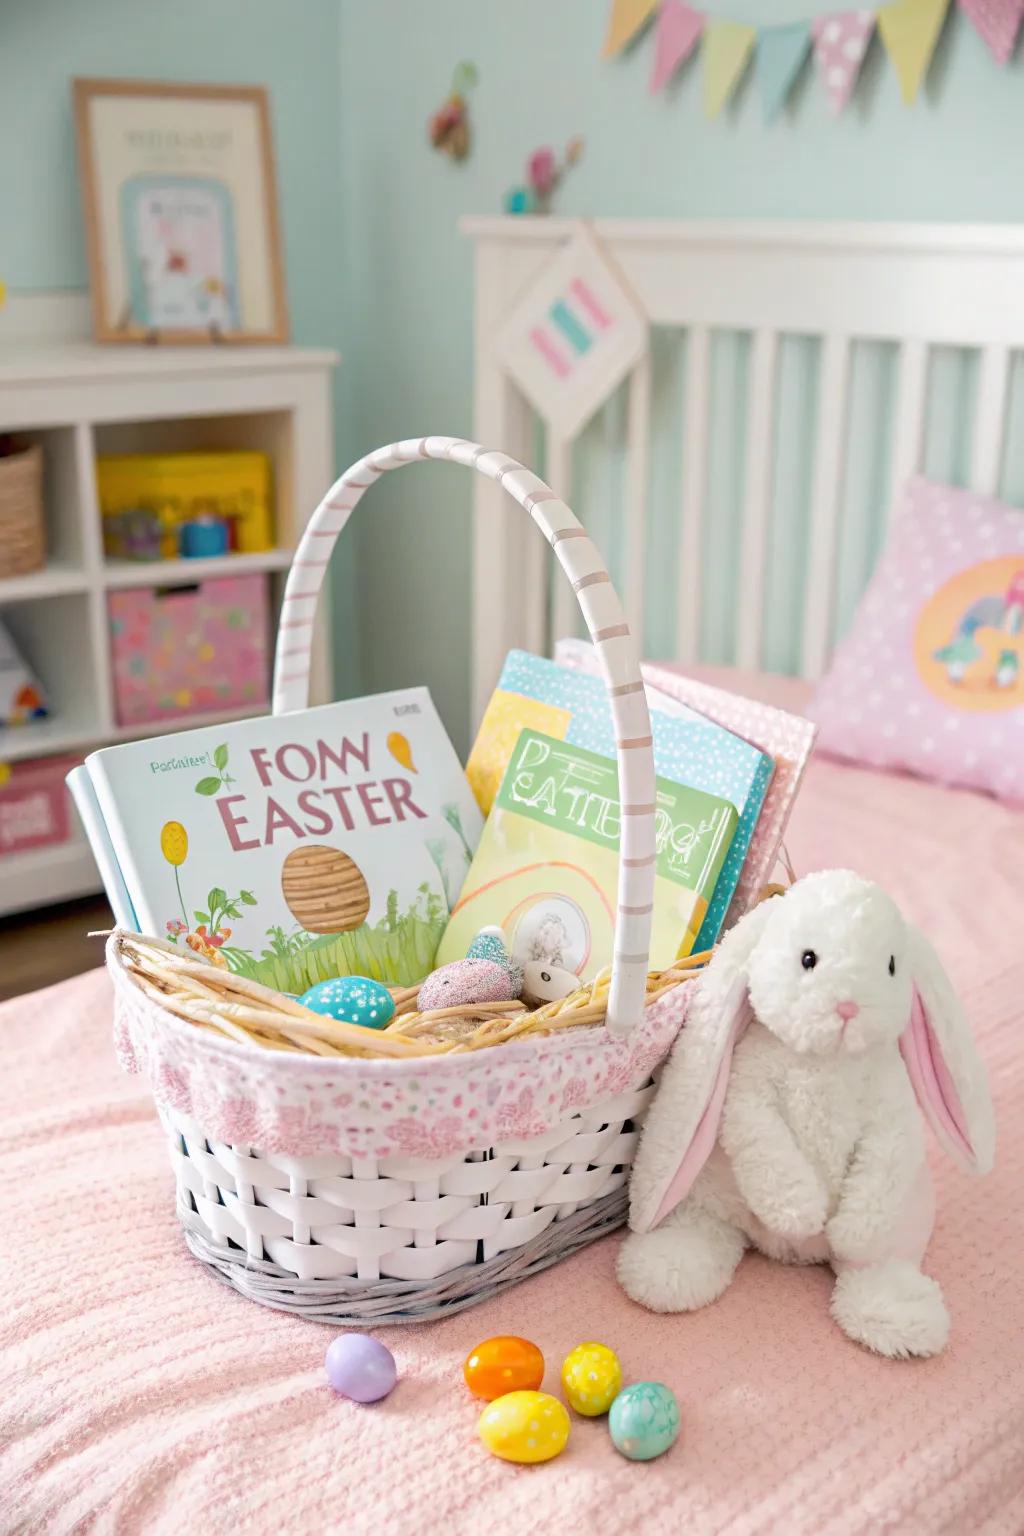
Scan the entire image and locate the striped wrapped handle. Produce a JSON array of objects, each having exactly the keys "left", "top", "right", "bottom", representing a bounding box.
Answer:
[{"left": 273, "top": 437, "right": 655, "bottom": 1035}]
